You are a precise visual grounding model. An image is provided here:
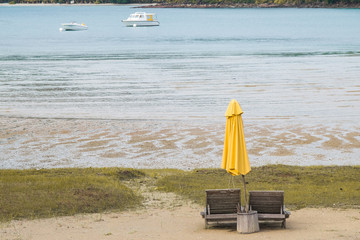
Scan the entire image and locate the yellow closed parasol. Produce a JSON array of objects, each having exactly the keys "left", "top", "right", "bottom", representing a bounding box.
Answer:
[{"left": 221, "top": 99, "right": 251, "bottom": 212}]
